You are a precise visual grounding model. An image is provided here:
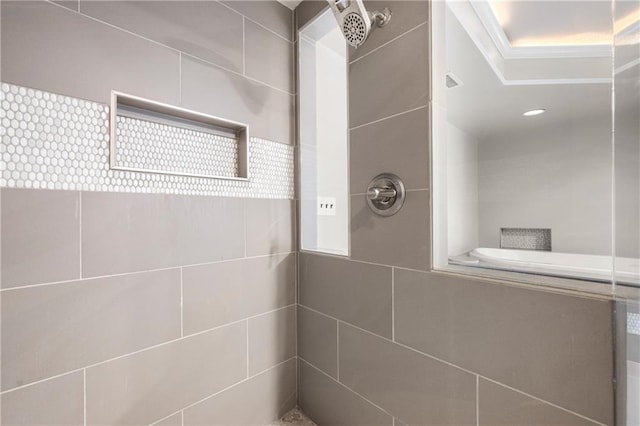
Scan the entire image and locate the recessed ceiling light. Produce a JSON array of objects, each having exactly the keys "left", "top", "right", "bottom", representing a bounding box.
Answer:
[{"left": 523, "top": 109, "right": 546, "bottom": 117}]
